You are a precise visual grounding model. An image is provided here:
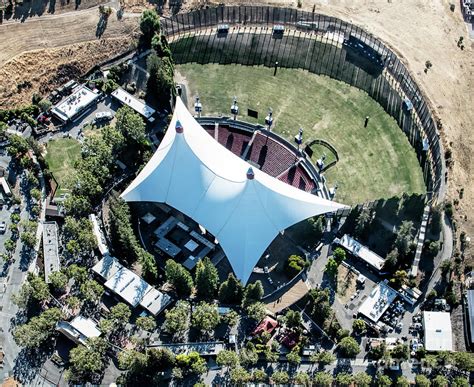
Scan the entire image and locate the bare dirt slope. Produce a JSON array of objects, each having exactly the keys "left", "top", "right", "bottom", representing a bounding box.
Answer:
[
  {"left": 0, "top": 37, "right": 135, "bottom": 109},
  {"left": 0, "top": 4, "right": 140, "bottom": 109},
  {"left": 0, "top": 6, "right": 139, "bottom": 66}
]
